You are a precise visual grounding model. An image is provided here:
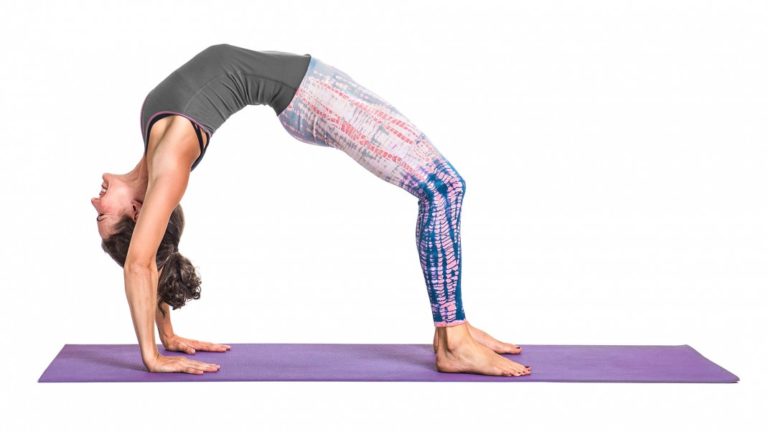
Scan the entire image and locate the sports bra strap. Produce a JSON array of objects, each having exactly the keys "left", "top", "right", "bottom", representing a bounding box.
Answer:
[
  {"left": 190, "top": 119, "right": 204, "bottom": 148},
  {"left": 188, "top": 119, "right": 209, "bottom": 170}
]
